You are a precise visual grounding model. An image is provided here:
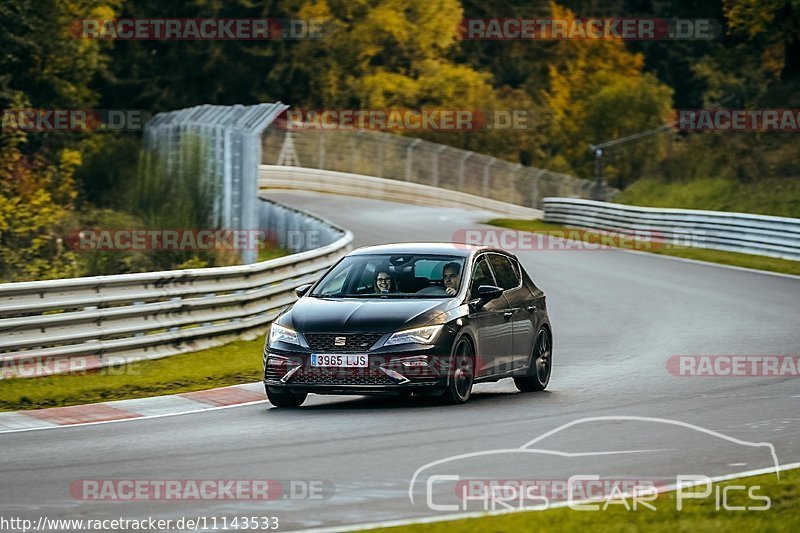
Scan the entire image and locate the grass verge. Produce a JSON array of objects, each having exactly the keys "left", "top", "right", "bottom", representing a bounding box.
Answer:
[
  {"left": 376, "top": 468, "right": 800, "bottom": 532},
  {"left": 0, "top": 338, "right": 264, "bottom": 412},
  {"left": 487, "top": 219, "right": 800, "bottom": 276},
  {"left": 615, "top": 177, "right": 800, "bottom": 218}
]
